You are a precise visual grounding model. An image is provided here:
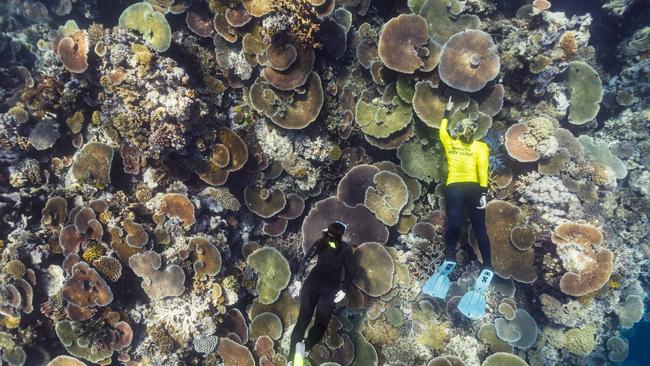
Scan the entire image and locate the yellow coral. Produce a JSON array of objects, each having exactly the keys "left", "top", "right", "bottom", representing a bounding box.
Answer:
[
  {"left": 608, "top": 280, "right": 622, "bottom": 289},
  {"left": 268, "top": 0, "right": 321, "bottom": 48},
  {"left": 563, "top": 324, "right": 596, "bottom": 356},
  {"left": 0, "top": 316, "right": 21, "bottom": 329},
  {"left": 530, "top": 54, "right": 552, "bottom": 74},
  {"left": 3, "top": 260, "right": 26, "bottom": 279},
  {"left": 559, "top": 32, "right": 578, "bottom": 59},
  {"left": 82, "top": 242, "right": 106, "bottom": 263},
  {"left": 91, "top": 110, "right": 101, "bottom": 125},
  {"left": 209, "top": 283, "right": 225, "bottom": 308},
  {"left": 590, "top": 162, "right": 612, "bottom": 186},
  {"left": 415, "top": 321, "right": 449, "bottom": 349},
  {"left": 363, "top": 318, "right": 399, "bottom": 345},
  {"left": 131, "top": 43, "right": 152, "bottom": 67},
  {"left": 328, "top": 145, "right": 342, "bottom": 161},
  {"left": 98, "top": 211, "right": 112, "bottom": 224}
]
